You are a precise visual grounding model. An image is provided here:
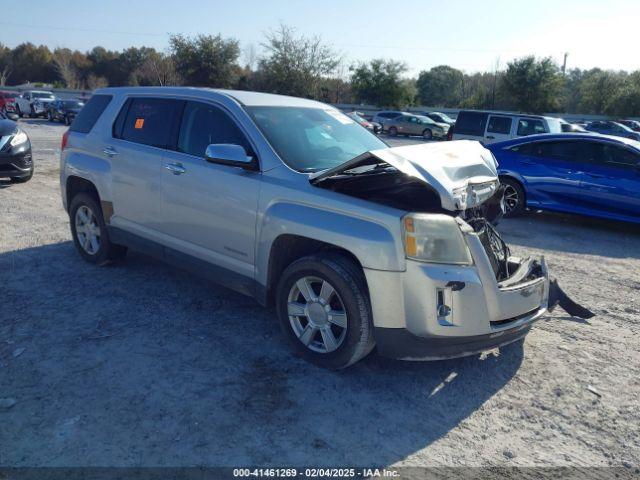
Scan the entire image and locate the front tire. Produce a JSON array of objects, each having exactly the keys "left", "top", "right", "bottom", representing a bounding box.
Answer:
[
  {"left": 500, "top": 177, "right": 526, "bottom": 217},
  {"left": 69, "top": 193, "right": 126, "bottom": 265},
  {"left": 276, "top": 253, "right": 375, "bottom": 369},
  {"left": 422, "top": 129, "right": 433, "bottom": 140}
]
